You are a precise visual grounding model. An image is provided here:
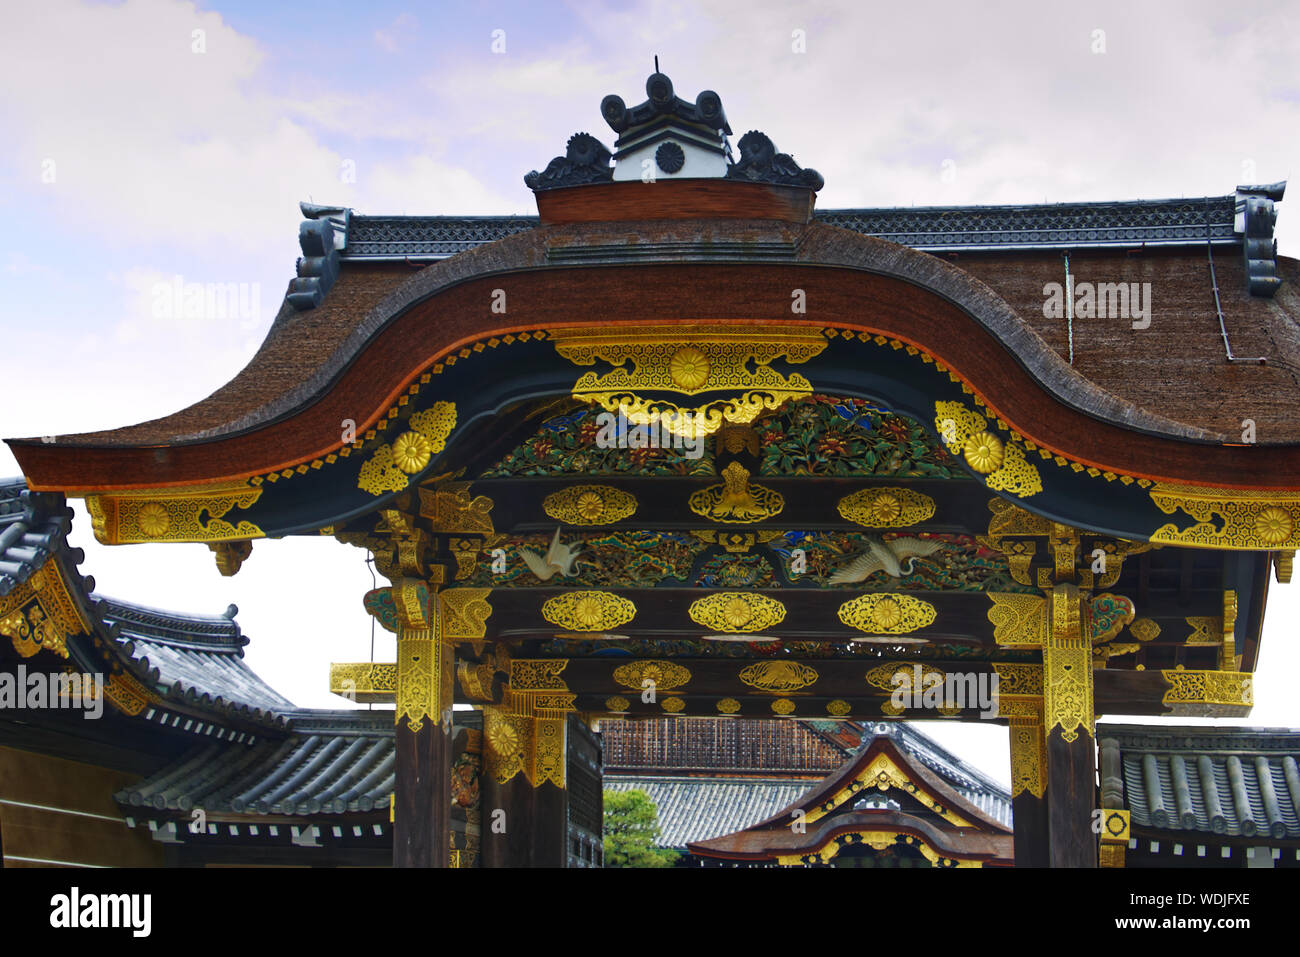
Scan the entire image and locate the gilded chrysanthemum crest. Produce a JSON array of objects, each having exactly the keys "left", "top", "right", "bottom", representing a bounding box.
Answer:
[
  {"left": 837, "top": 487, "right": 936, "bottom": 528},
  {"left": 839, "top": 594, "right": 936, "bottom": 635},
  {"left": 689, "top": 592, "right": 786, "bottom": 633},
  {"left": 543, "top": 485, "right": 638, "bottom": 525},
  {"left": 541, "top": 591, "right": 636, "bottom": 632}
]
